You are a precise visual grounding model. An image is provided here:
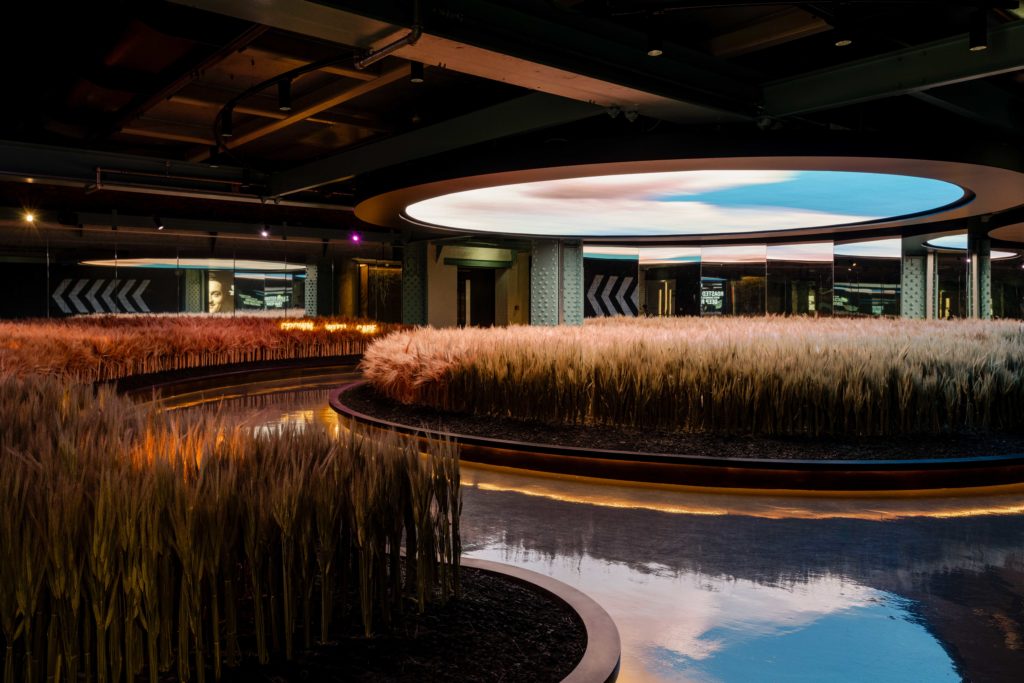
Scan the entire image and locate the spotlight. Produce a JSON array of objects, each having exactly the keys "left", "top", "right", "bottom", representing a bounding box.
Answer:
[
  {"left": 260, "top": 225, "right": 270, "bottom": 238},
  {"left": 834, "top": 32, "right": 853, "bottom": 48},
  {"left": 154, "top": 216, "right": 164, "bottom": 231},
  {"left": 969, "top": 9, "right": 988, "bottom": 52},
  {"left": 222, "top": 107, "right": 234, "bottom": 138},
  {"left": 410, "top": 62, "right": 425, "bottom": 84},
  {"left": 277, "top": 79, "right": 292, "bottom": 112},
  {"left": 351, "top": 232, "right": 361, "bottom": 243},
  {"left": 646, "top": 33, "right": 663, "bottom": 57},
  {"left": 23, "top": 211, "right": 35, "bottom": 223}
]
